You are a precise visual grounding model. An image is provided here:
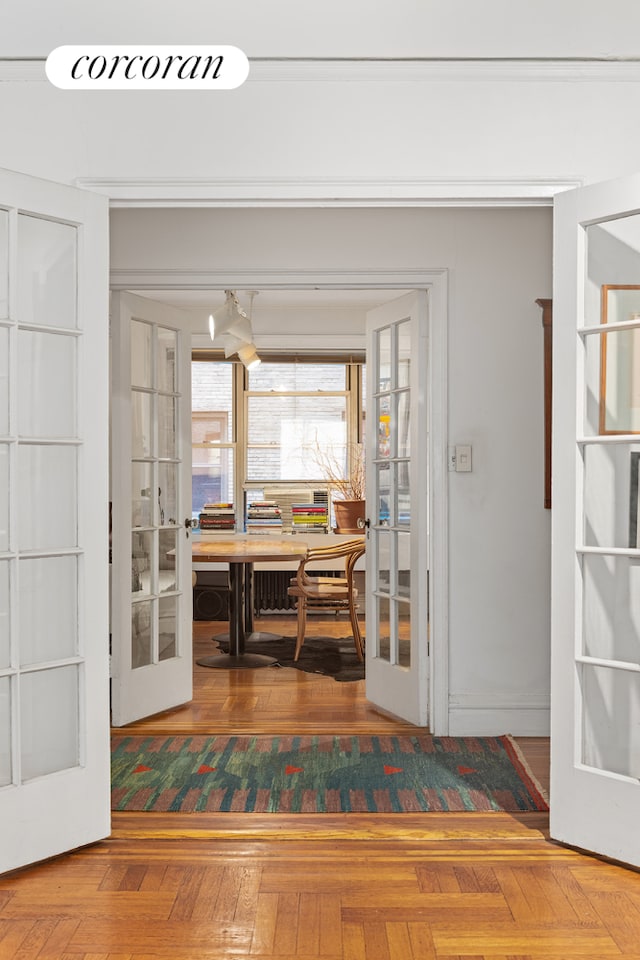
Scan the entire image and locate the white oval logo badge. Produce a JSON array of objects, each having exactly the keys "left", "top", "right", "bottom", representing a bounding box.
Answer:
[{"left": 46, "top": 45, "right": 249, "bottom": 90}]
